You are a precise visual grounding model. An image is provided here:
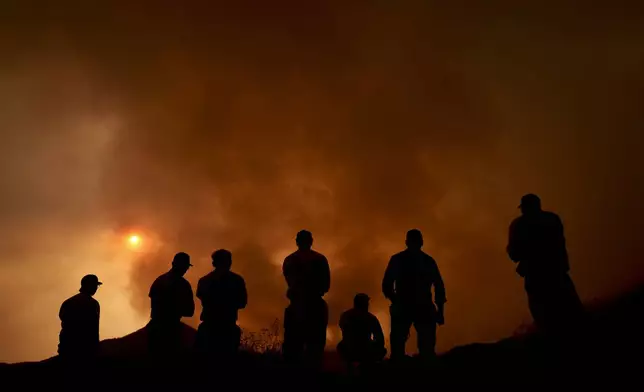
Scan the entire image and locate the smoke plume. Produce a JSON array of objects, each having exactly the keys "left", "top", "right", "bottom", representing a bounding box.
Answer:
[{"left": 1, "top": 1, "right": 643, "bottom": 362}]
